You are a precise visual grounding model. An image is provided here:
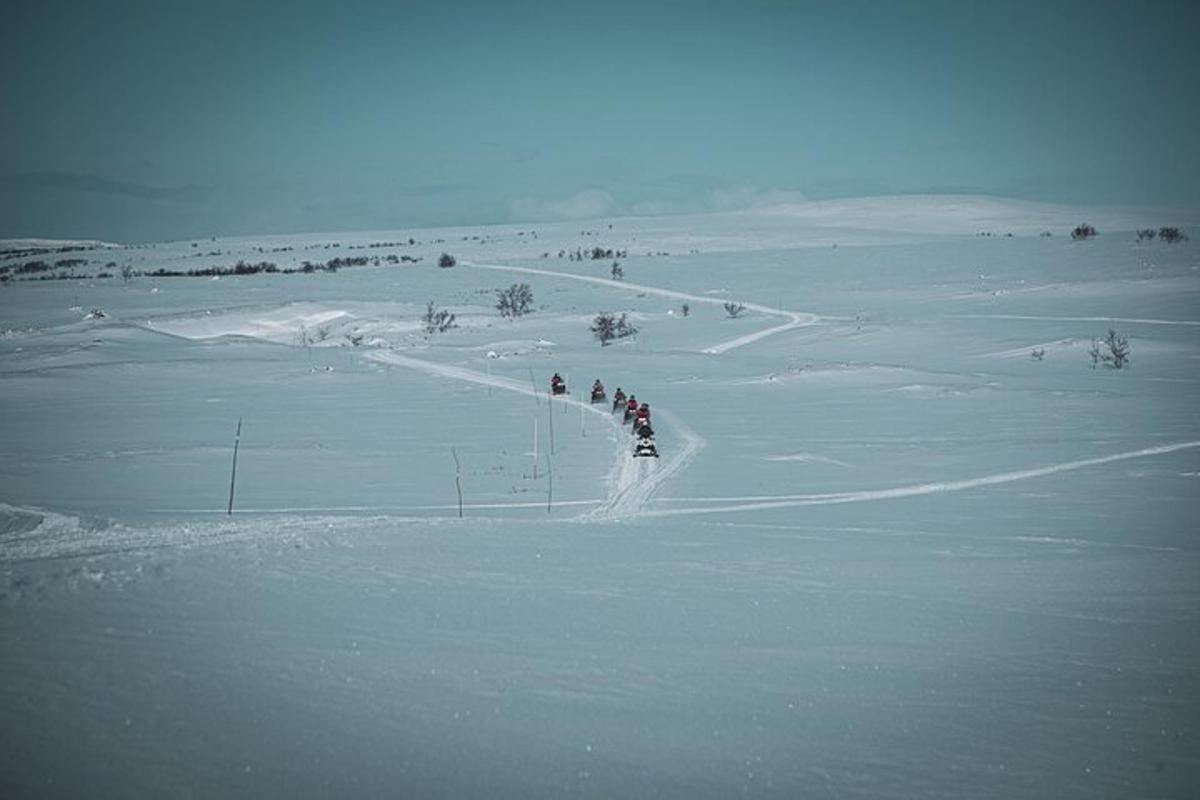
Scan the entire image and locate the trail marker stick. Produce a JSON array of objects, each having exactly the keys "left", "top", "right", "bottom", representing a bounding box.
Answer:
[{"left": 227, "top": 417, "right": 242, "bottom": 516}]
